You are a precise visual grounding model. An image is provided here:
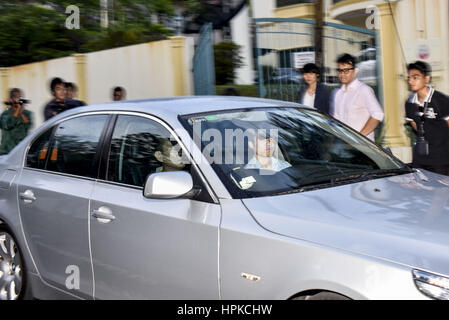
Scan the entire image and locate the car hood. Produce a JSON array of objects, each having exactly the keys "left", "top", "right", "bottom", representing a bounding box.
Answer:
[
  {"left": 242, "top": 171, "right": 449, "bottom": 276},
  {"left": 0, "top": 155, "right": 8, "bottom": 169}
]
